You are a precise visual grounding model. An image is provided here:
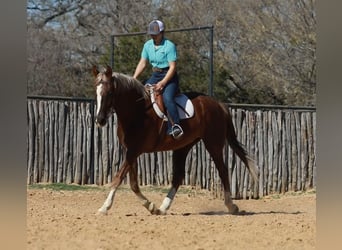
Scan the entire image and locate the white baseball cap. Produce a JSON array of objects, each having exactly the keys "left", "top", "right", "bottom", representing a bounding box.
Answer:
[{"left": 147, "top": 20, "right": 165, "bottom": 35}]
